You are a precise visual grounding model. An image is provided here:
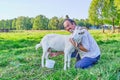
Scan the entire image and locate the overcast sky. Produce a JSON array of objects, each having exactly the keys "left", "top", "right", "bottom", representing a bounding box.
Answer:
[{"left": 0, "top": 0, "right": 92, "bottom": 20}]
